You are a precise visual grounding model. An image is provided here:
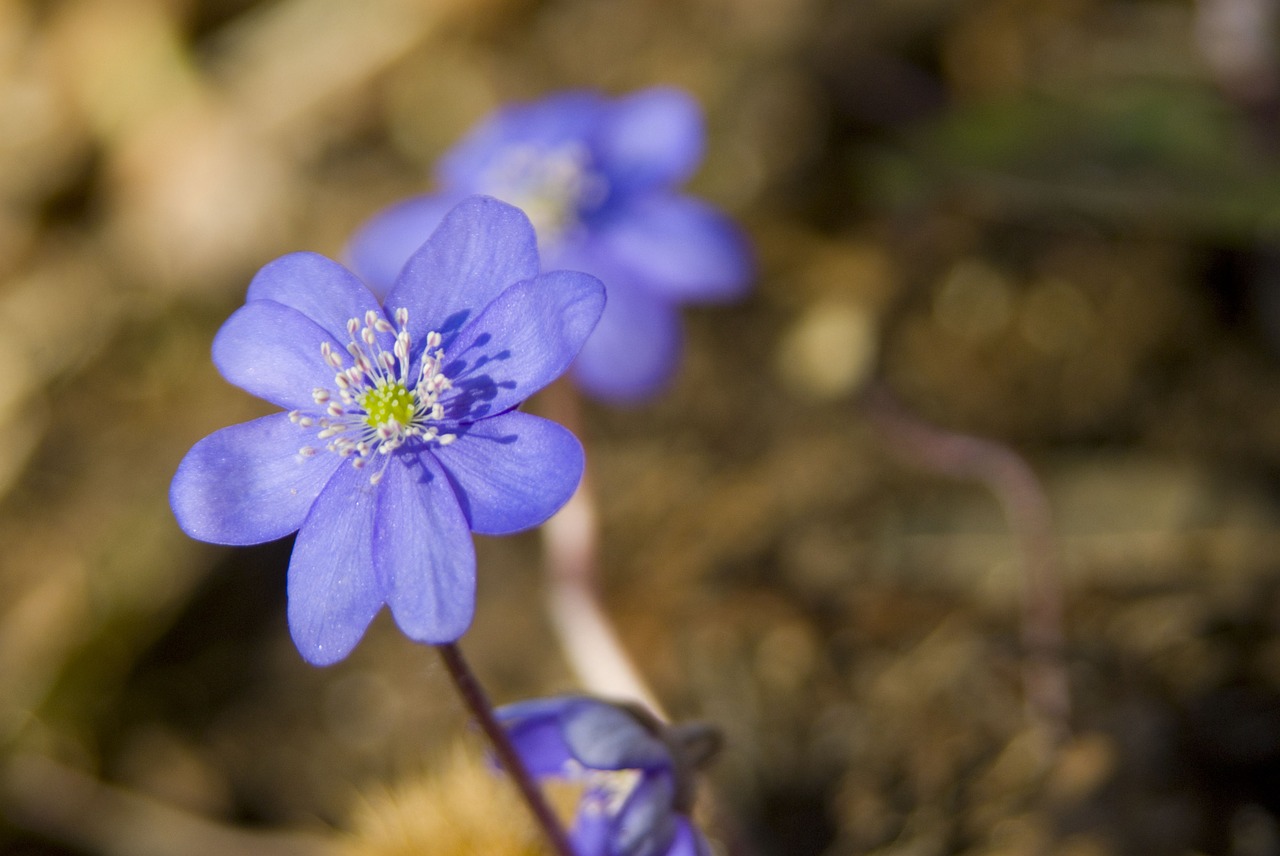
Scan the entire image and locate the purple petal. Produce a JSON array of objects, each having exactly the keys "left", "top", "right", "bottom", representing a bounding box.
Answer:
[
  {"left": 599, "top": 87, "right": 705, "bottom": 194},
  {"left": 571, "top": 801, "right": 612, "bottom": 856},
  {"left": 244, "top": 252, "right": 381, "bottom": 344},
  {"left": 561, "top": 702, "right": 672, "bottom": 772},
  {"left": 383, "top": 196, "right": 541, "bottom": 349},
  {"left": 496, "top": 697, "right": 586, "bottom": 776},
  {"left": 373, "top": 454, "right": 476, "bottom": 644},
  {"left": 611, "top": 771, "right": 680, "bottom": 856},
  {"left": 438, "top": 92, "right": 605, "bottom": 190},
  {"left": 170, "top": 413, "right": 342, "bottom": 546},
  {"left": 596, "top": 195, "right": 752, "bottom": 303},
  {"left": 434, "top": 411, "right": 583, "bottom": 536},
  {"left": 346, "top": 195, "right": 459, "bottom": 299},
  {"left": 212, "top": 299, "right": 343, "bottom": 411},
  {"left": 287, "top": 464, "right": 385, "bottom": 665},
  {"left": 570, "top": 274, "right": 683, "bottom": 403},
  {"left": 438, "top": 270, "right": 605, "bottom": 421},
  {"left": 496, "top": 697, "right": 672, "bottom": 773}
]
